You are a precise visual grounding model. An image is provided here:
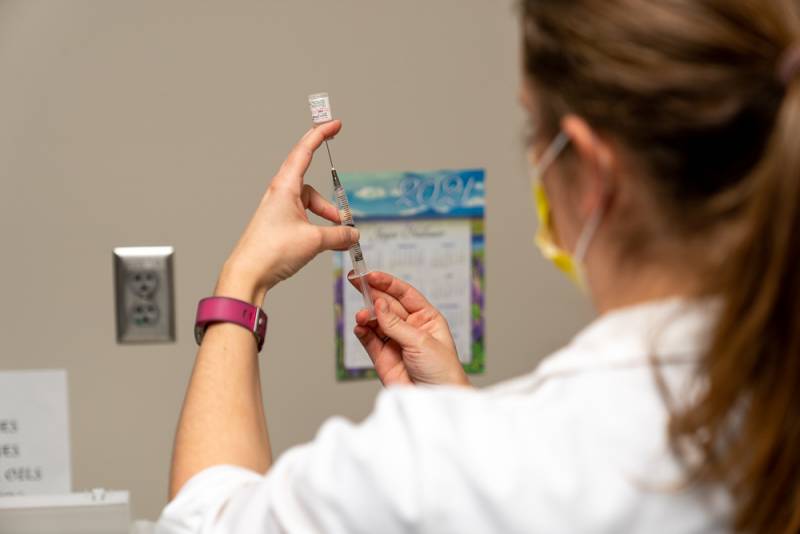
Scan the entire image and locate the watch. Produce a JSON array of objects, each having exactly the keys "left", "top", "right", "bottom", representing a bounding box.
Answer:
[{"left": 194, "top": 296, "right": 268, "bottom": 352}]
